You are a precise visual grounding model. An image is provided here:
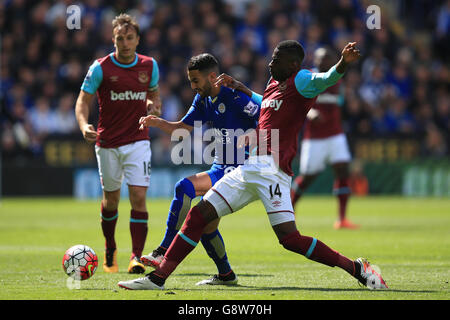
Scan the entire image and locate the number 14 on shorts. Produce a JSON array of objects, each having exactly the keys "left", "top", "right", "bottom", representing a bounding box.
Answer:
[{"left": 269, "top": 183, "right": 282, "bottom": 199}]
